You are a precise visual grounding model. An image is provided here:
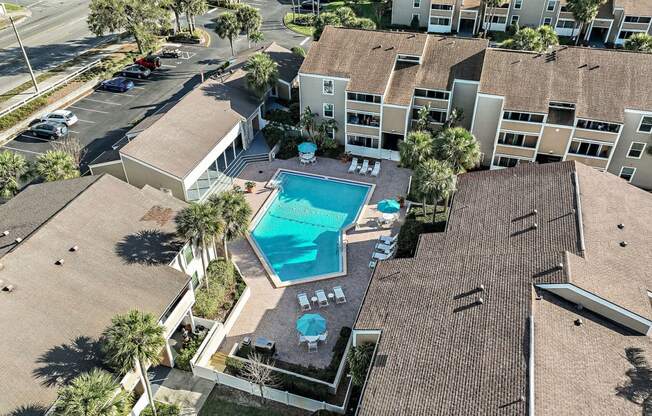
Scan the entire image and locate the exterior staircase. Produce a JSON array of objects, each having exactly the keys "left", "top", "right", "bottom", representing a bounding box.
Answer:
[
  {"left": 207, "top": 153, "right": 269, "bottom": 197},
  {"left": 209, "top": 351, "right": 229, "bottom": 372}
]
